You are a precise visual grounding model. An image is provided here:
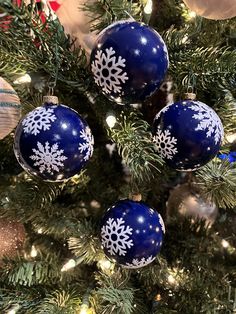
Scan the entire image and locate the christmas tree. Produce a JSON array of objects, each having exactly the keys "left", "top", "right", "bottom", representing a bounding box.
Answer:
[{"left": 0, "top": 0, "right": 236, "bottom": 313}]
